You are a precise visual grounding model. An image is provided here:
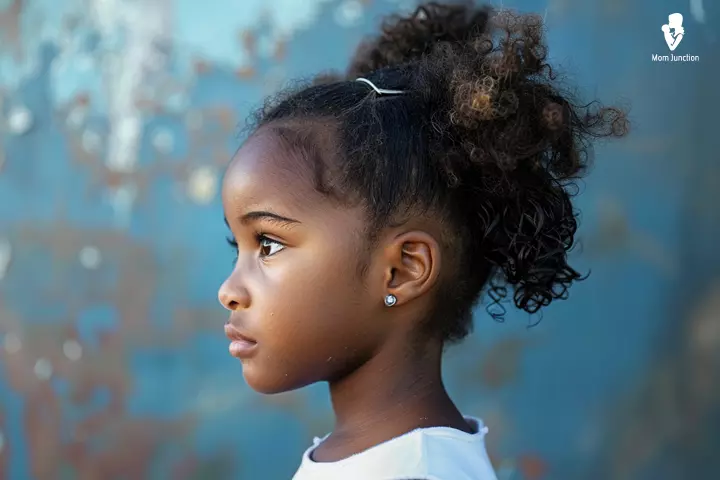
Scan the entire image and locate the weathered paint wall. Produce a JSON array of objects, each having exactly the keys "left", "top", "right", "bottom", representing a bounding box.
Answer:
[{"left": 0, "top": 0, "right": 717, "bottom": 479}]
